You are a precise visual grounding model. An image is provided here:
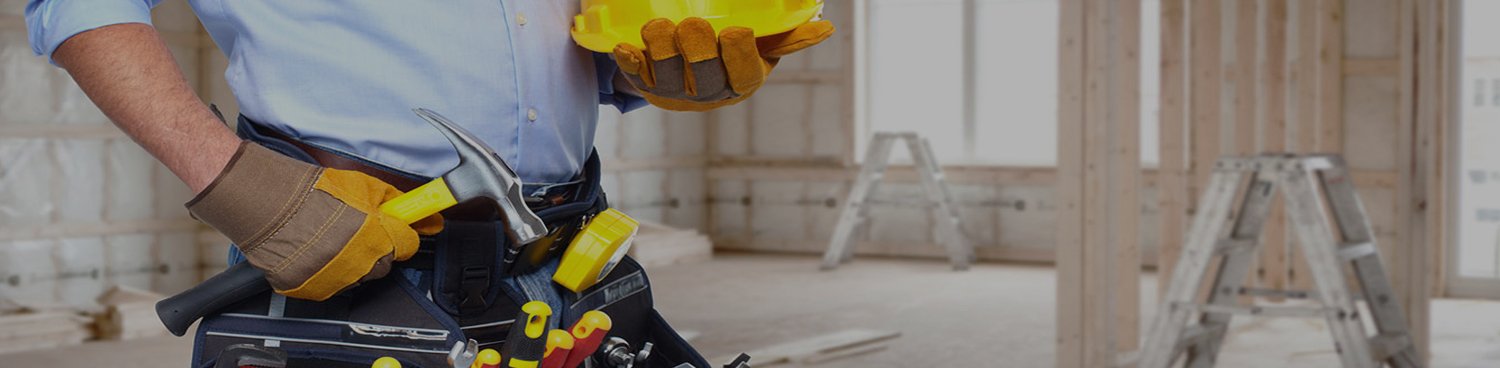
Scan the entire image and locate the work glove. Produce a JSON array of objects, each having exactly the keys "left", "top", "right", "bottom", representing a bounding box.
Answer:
[
  {"left": 186, "top": 142, "right": 443, "bottom": 301},
  {"left": 613, "top": 17, "right": 835, "bottom": 112}
]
